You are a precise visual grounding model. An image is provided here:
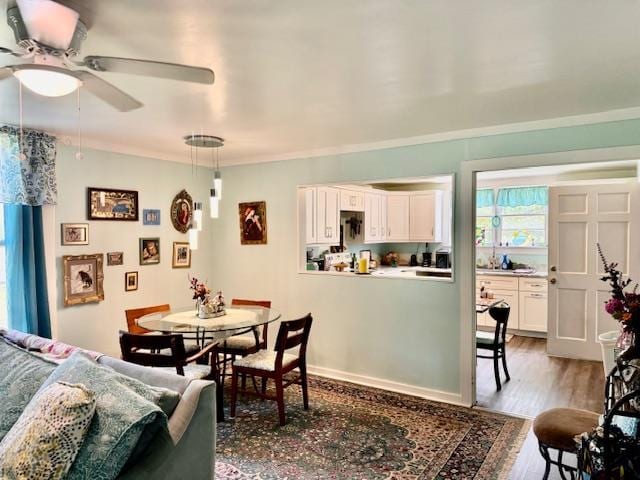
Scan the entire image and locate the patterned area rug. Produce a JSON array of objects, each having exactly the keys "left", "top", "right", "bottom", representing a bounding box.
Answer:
[{"left": 216, "top": 376, "right": 529, "bottom": 479}]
